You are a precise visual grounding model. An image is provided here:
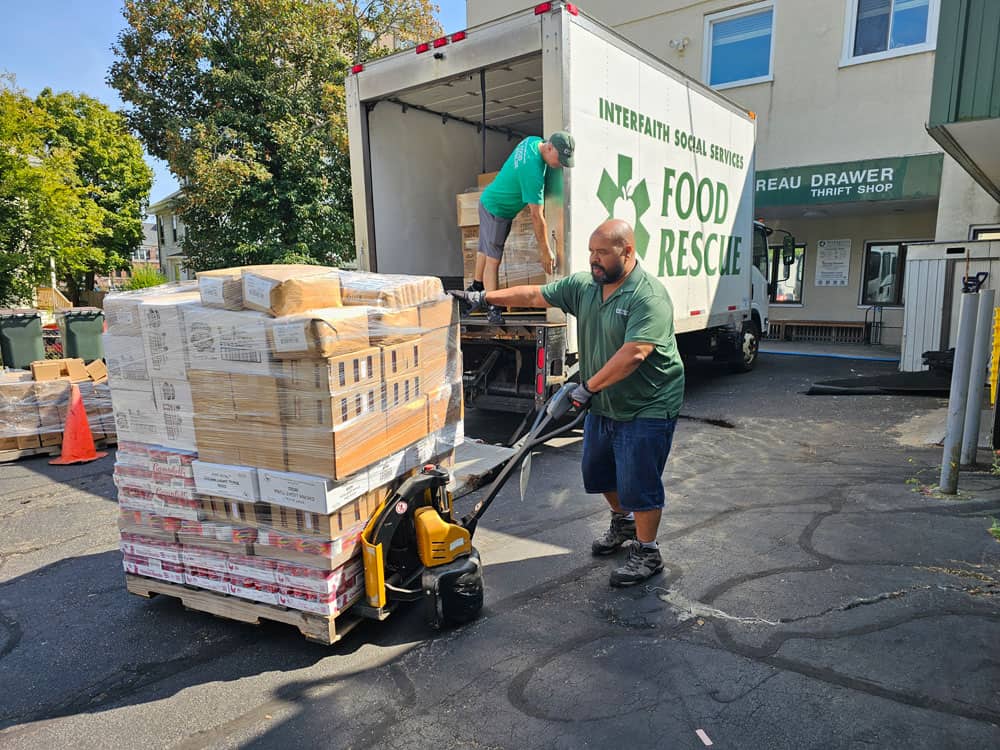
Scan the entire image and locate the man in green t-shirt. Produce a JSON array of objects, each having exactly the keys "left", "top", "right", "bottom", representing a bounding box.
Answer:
[
  {"left": 469, "top": 131, "right": 575, "bottom": 324},
  {"left": 450, "top": 219, "right": 684, "bottom": 587}
]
